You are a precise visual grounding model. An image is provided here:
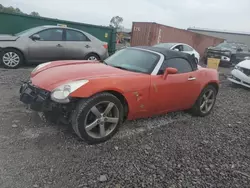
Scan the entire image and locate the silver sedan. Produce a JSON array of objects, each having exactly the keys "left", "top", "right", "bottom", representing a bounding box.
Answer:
[{"left": 0, "top": 25, "right": 109, "bottom": 68}]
